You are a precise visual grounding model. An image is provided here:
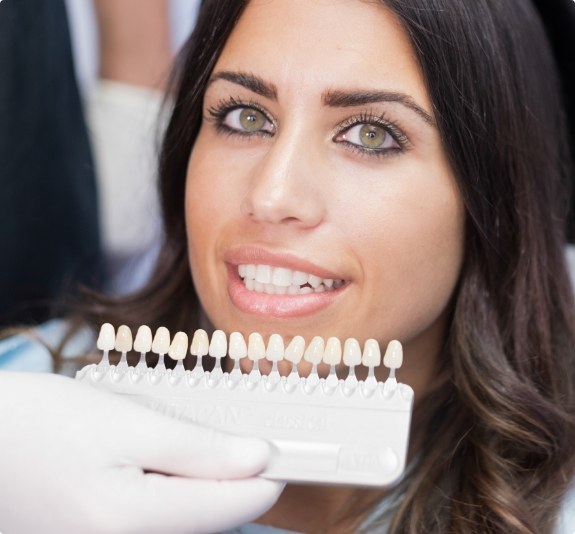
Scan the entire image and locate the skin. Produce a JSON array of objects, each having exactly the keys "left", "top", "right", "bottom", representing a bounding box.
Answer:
[{"left": 185, "top": 0, "right": 465, "bottom": 529}]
